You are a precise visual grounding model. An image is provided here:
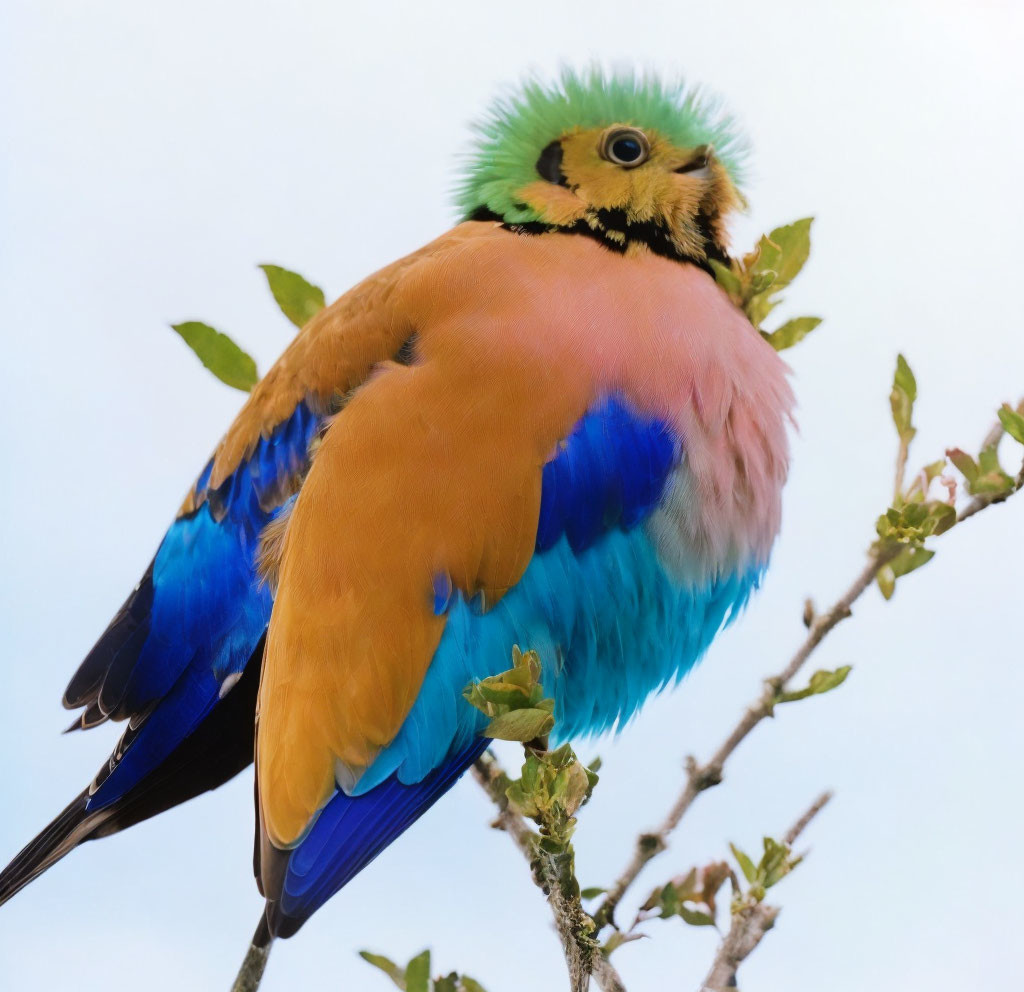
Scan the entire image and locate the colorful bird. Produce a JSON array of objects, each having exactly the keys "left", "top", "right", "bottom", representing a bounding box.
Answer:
[{"left": 0, "top": 69, "right": 793, "bottom": 954}]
